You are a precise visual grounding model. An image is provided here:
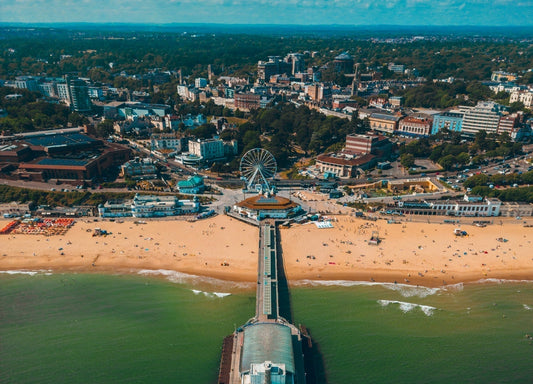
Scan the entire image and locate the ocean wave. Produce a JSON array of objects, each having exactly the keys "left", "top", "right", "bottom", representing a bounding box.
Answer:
[
  {"left": 384, "top": 284, "right": 440, "bottom": 298},
  {"left": 378, "top": 300, "right": 436, "bottom": 316},
  {"left": 442, "top": 282, "right": 464, "bottom": 292},
  {"left": 191, "top": 289, "right": 231, "bottom": 298},
  {"left": 475, "top": 278, "right": 533, "bottom": 285},
  {"left": 294, "top": 279, "right": 441, "bottom": 298},
  {"left": 136, "top": 269, "right": 252, "bottom": 290},
  {"left": 0, "top": 269, "right": 52, "bottom": 276}
]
